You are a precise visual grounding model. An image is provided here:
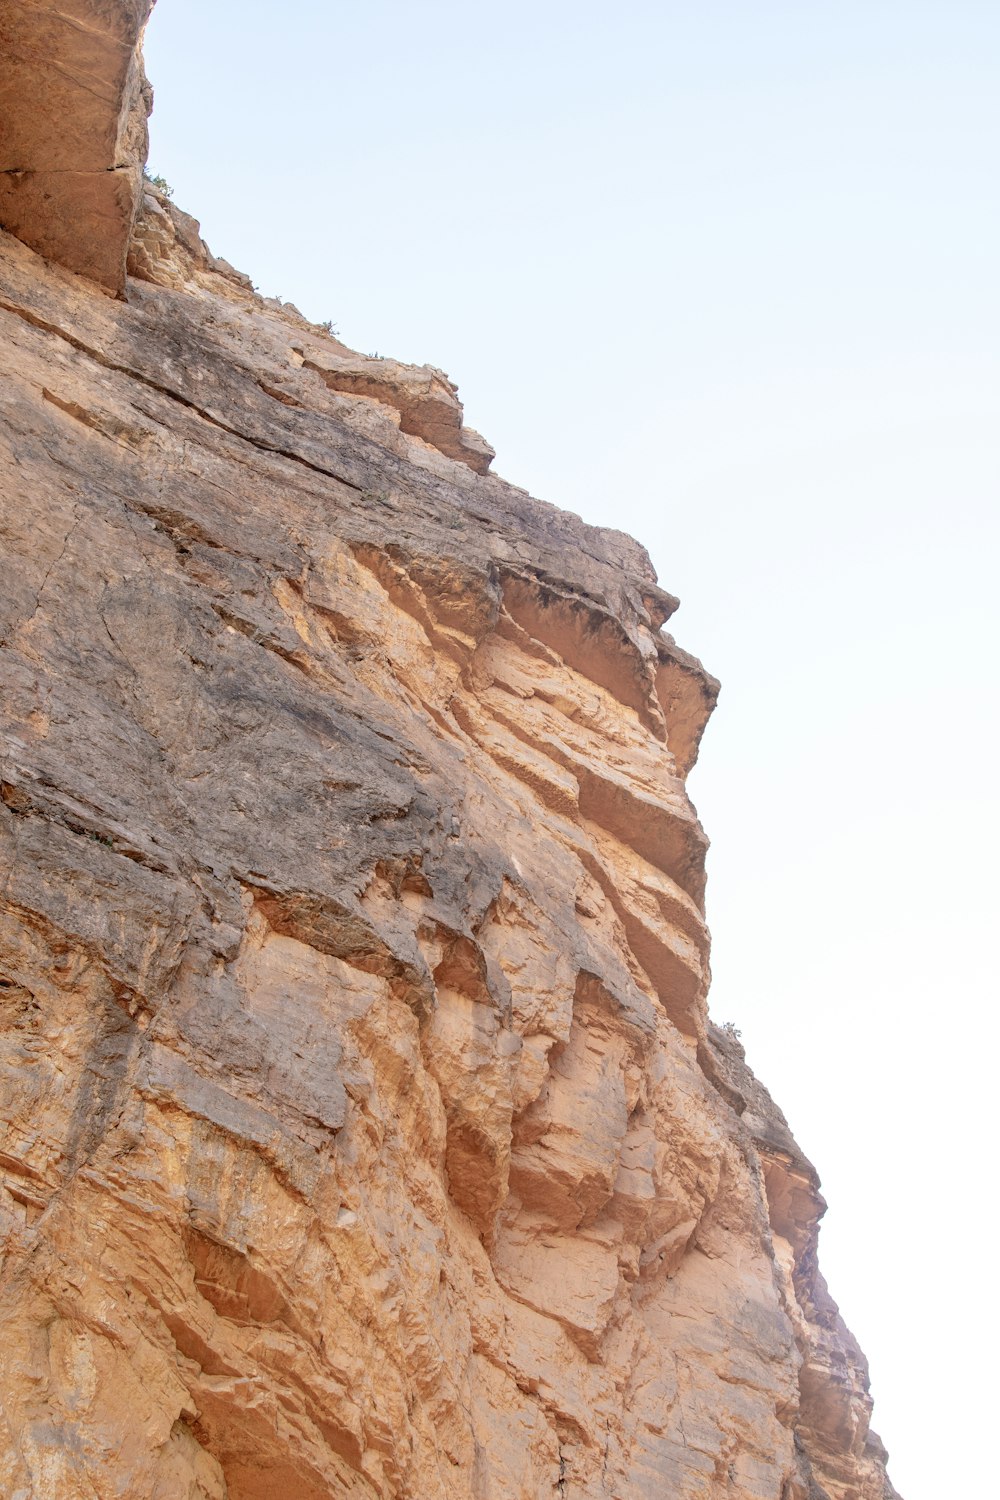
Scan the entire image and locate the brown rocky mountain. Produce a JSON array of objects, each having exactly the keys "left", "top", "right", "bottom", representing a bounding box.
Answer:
[{"left": 0, "top": 4, "right": 900, "bottom": 1497}]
